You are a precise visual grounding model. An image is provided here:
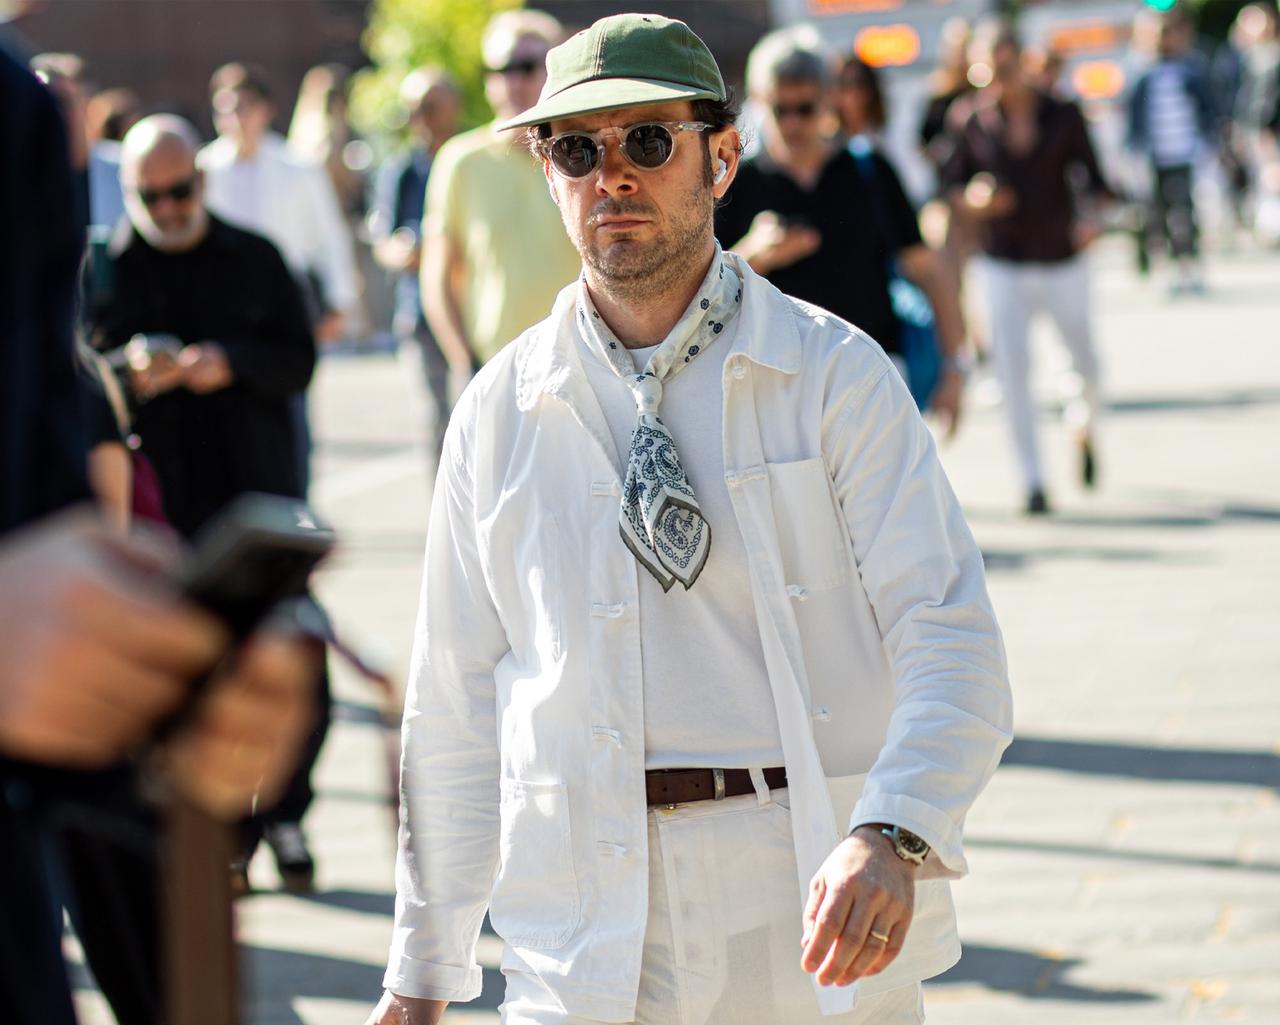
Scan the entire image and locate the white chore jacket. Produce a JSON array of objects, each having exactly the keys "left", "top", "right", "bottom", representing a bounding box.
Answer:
[{"left": 385, "top": 254, "right": 1013, "bottom": 1021}]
